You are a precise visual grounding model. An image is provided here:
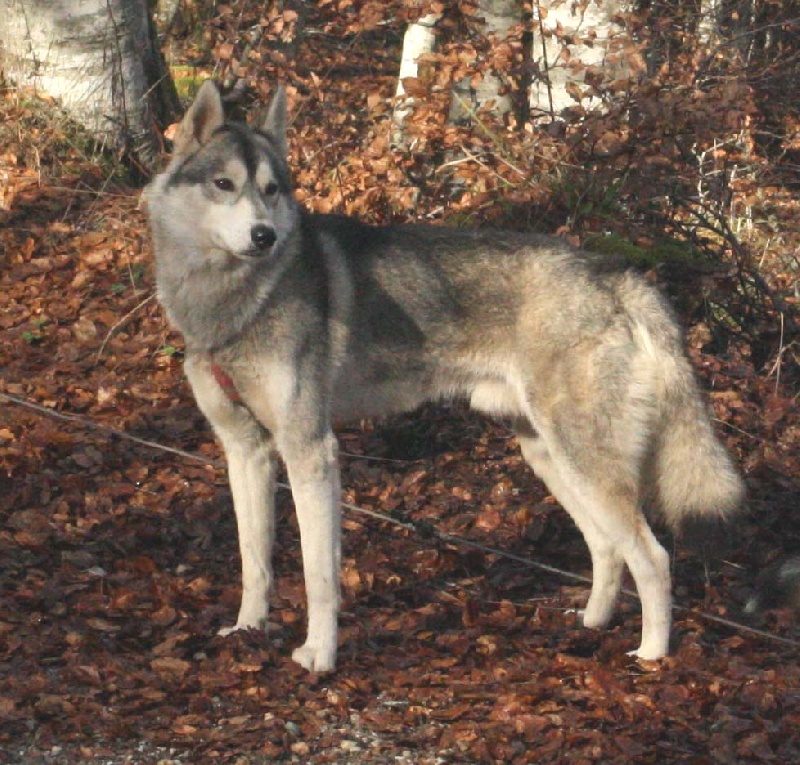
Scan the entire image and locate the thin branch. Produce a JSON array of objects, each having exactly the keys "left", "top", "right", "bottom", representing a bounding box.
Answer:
[
  {"left": 3, "top": 390, "right": 798, "bottom": 651},
  {"left": 94, "top": 292, "right": 156, "bottom": 364}
]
